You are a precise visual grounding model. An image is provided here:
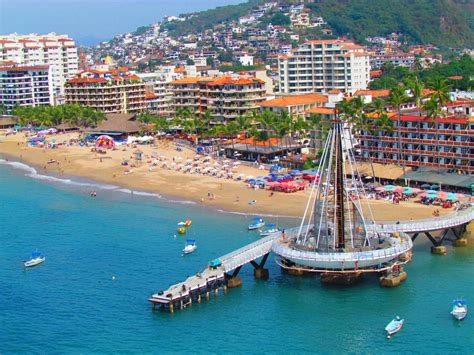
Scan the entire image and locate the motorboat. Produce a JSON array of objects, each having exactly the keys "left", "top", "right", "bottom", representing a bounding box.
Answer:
[
  {"left": 385, "top": 316, "right": 404, "bottom": 338},
  {"left": 259, "top": 224, "right": 281, "bottom": 237},
  {"left": 177, "top": 227, "right": 187, "bottom": 234},
  {"left": 24, "top": 252, "right": 45, "bottom": 268},
  {"left": 248, "top": 217, "right": 265, "bottom": 230},
  {"left": 183, "top": 239, "right": 197, "bottom": 254},
  {"left": 451, "top": 299, "right": 468, "bottom": 320}
]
